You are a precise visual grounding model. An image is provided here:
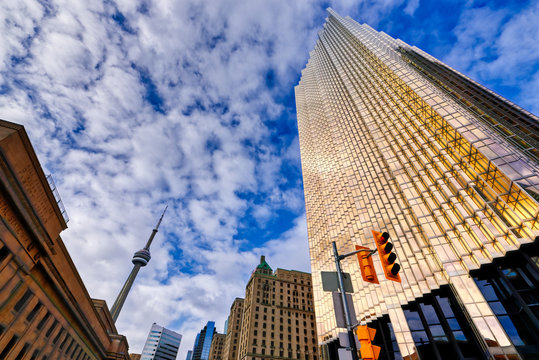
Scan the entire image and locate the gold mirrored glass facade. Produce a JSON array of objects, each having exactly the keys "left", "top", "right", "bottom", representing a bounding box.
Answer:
[{"left": 295, "top": 9, "right": 539, "bottom": 360}]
